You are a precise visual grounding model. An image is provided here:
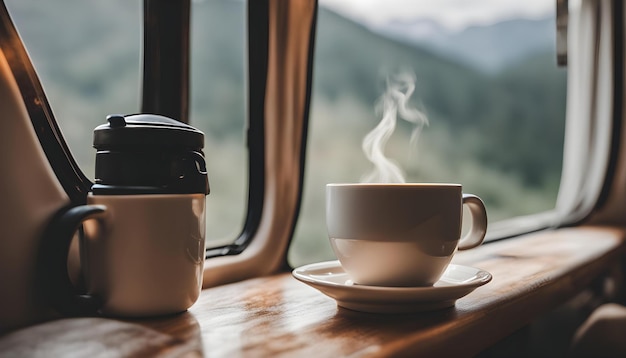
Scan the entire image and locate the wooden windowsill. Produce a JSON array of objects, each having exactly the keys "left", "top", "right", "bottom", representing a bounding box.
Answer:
[{"left": 1, "top": 226, "right": 625, "bottom": 357}]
